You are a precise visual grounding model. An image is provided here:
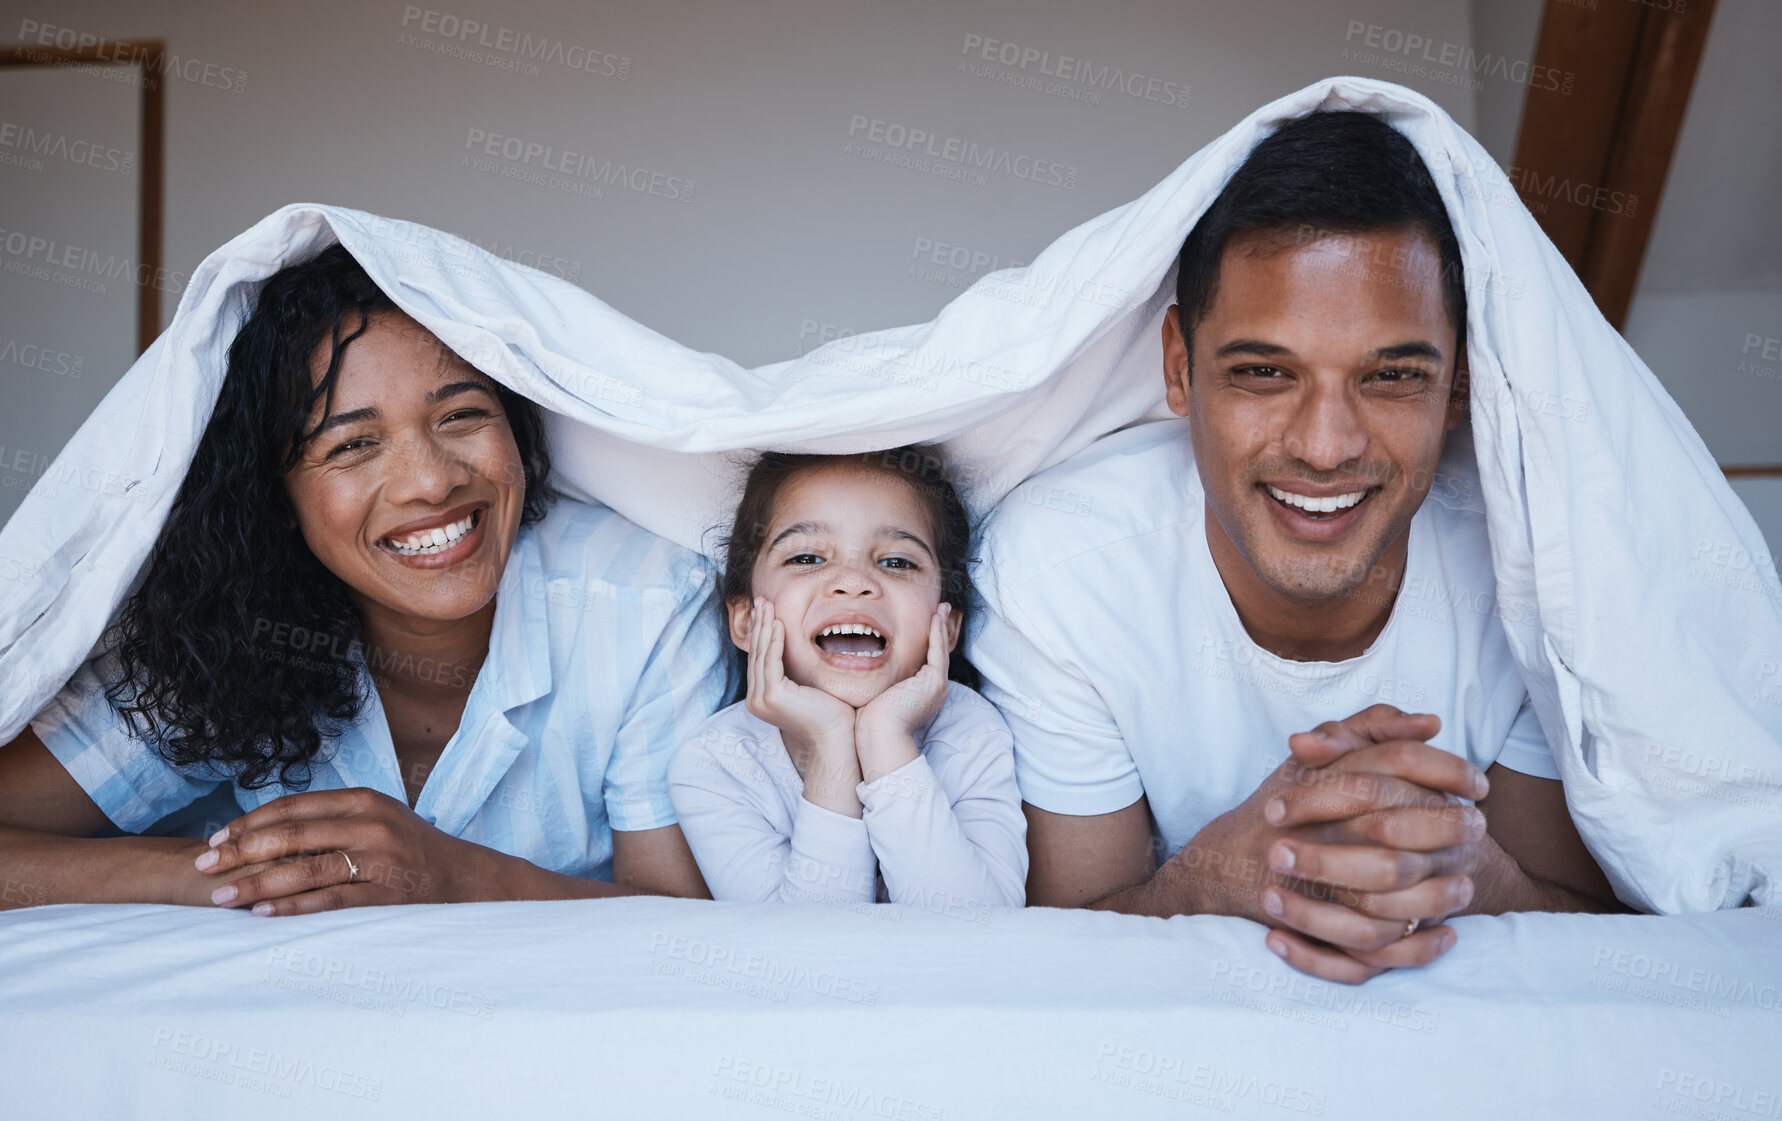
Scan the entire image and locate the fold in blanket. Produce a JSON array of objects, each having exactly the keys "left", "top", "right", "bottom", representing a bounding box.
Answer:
[{"left": 1, "top": 77, "right": 1777, "bottom": 914}]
